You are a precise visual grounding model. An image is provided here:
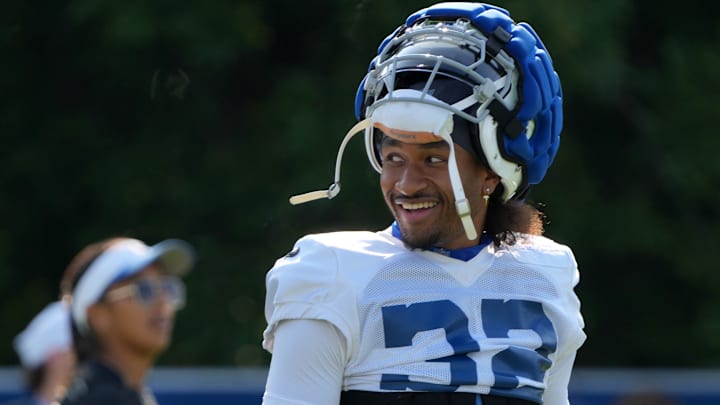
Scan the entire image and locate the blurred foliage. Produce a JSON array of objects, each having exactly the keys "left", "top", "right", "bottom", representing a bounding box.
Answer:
[{"left": 0, "top": 0, "right": 718, "bottom": 368}]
